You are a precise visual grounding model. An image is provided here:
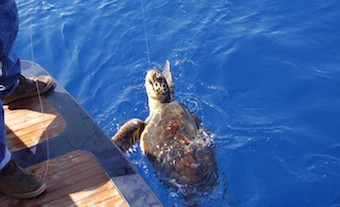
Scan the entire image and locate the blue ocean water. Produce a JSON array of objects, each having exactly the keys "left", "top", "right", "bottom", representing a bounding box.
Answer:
[{"left": 14, "top": 0, "right": 340, "bottom": 206}]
